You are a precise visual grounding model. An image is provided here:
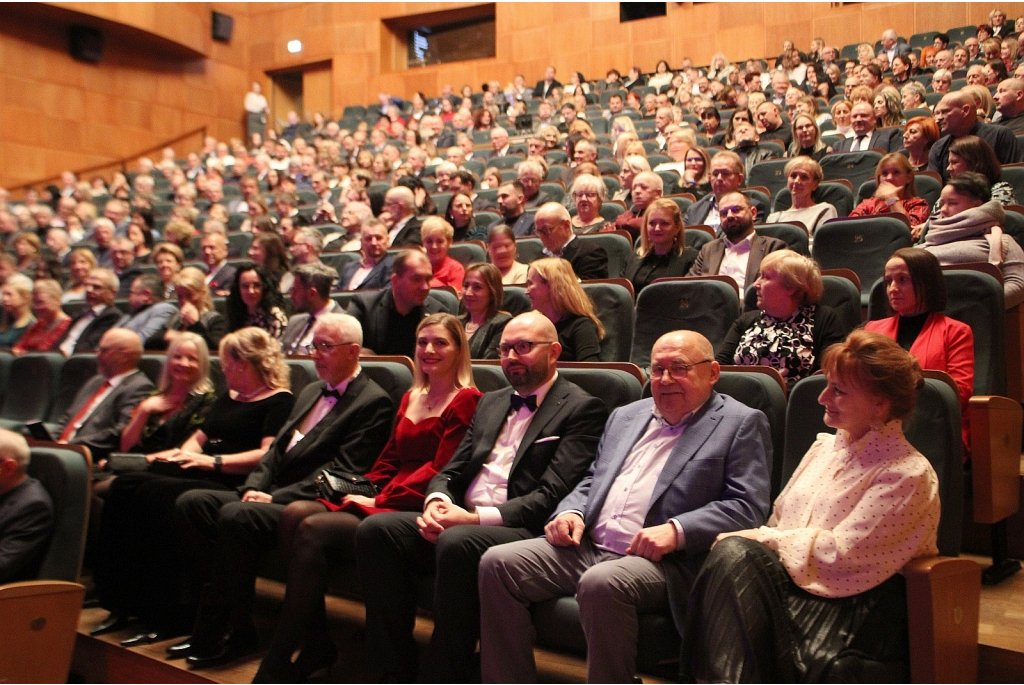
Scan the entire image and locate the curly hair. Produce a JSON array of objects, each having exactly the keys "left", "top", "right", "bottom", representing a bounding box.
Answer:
[
  {"left": 225, "top": 262, "right": 287, "bottom": 332},
  {"left": 218, "top": 326, "right": 290, "bottom": 391}
]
